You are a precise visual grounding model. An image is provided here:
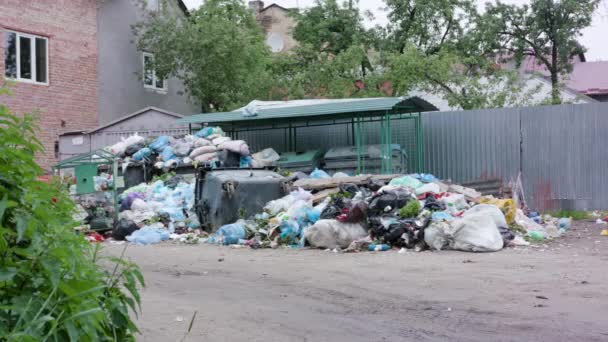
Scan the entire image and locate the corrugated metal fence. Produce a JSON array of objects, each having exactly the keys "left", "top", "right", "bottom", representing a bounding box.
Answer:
[{"left": 423, "top": 103, "right": 608, "bottom": 210}]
